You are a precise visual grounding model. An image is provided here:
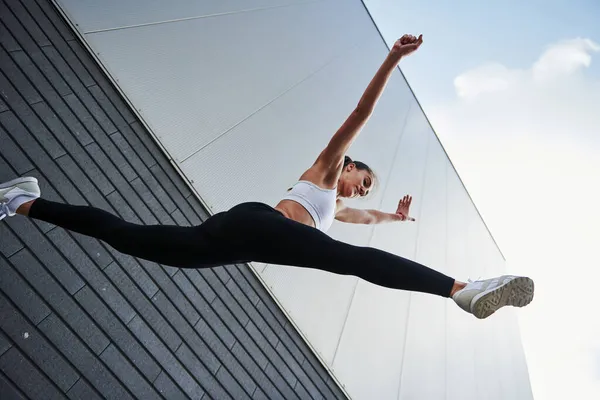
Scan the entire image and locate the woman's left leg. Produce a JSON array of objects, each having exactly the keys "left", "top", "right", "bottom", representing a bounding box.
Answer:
[
  {"left": 214, "top": 203, "right": 534, "bottom": 318},
  {"left": 213, "top": 203, "right": 456, "bottom": 297}
]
